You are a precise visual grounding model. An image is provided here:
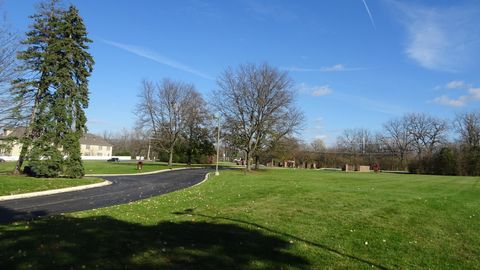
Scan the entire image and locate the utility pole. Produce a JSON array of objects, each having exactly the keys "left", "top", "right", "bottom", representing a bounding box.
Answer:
[
  {"left": 147, "top": 138, "right": 151, "bottom": 160},
  {"left": 362, "top": 135, "right": 366, "bottom": 155}
]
